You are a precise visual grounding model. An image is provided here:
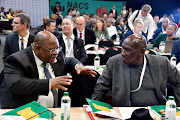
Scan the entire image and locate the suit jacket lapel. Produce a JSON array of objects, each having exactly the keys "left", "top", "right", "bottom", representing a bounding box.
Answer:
[
  {"left": 27, "top": 47, "right": 39, "bottom": 78},
  {"left": 123, "top": 63, "right": 131, "bottom": 94},
  {"left": 14, "top": 33, "right": 19, "bottom": 51},
  {"left": 27, "top": 33, "right": 34, "bottom": 46},
  {"left": 145, "top": 55, "right": 166, "bottom": 104},
  {"left": 59, "top": 36, "right": 66, "bottom": 55},
  {"left": 73, "top": 38, "right": 77, "bottom": 58}
]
